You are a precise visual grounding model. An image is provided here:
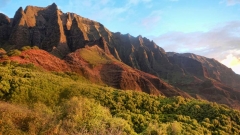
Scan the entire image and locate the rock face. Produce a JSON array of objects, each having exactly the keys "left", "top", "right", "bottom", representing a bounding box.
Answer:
[
  {"left": 0, "top": 13, "right": 11, "bottom": 45},
  {"left": 1, "top": 3, "right": 240, "bottom": 108},
  {"left": 1, "top": 3, "right": 70, "bottom": 57}
]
